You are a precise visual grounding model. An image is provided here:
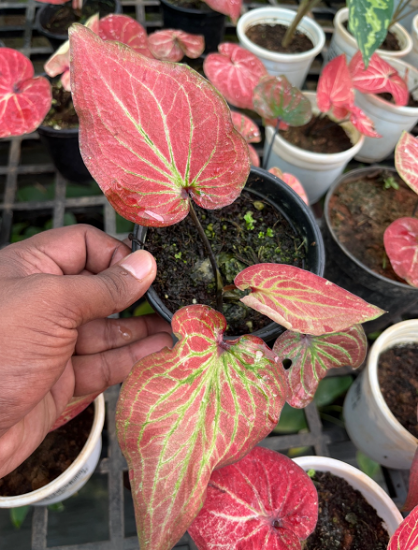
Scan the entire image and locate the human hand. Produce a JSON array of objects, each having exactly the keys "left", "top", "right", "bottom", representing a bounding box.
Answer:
[{"left": 0, "top": 225, "right": 172, "bottom": 478}]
